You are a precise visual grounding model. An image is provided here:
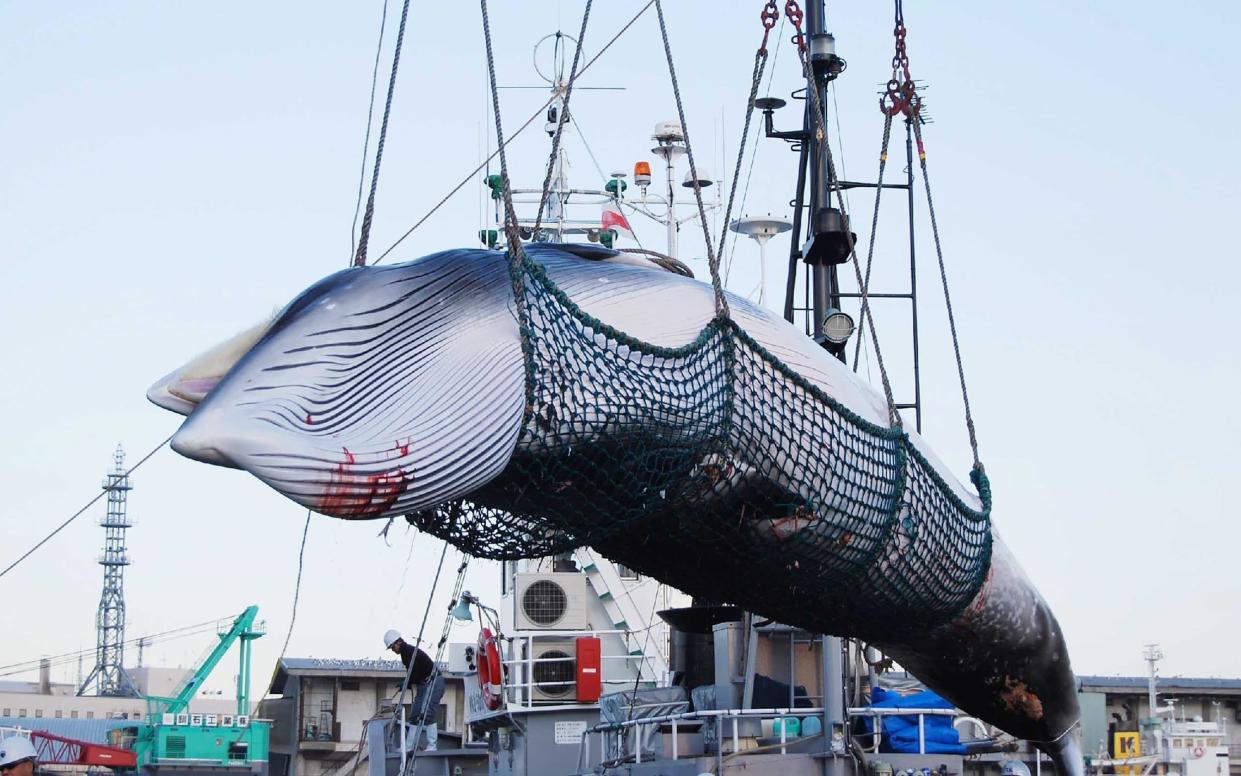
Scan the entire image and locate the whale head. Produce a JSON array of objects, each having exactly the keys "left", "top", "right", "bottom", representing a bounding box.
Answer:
[{"left": 152, "top": 250, "right": 525, "bottom": 518}]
